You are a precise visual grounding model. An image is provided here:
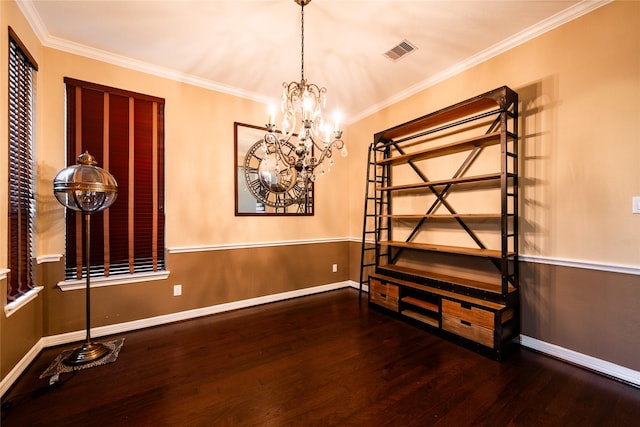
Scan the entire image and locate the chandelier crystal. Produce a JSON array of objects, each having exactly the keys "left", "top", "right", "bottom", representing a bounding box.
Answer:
[{"left": 265, "top": 0, "right": 347, "bottom": 184}]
